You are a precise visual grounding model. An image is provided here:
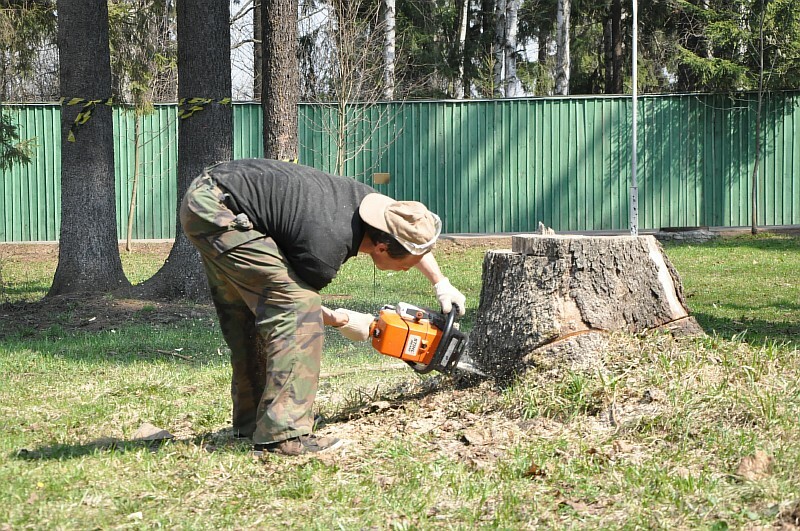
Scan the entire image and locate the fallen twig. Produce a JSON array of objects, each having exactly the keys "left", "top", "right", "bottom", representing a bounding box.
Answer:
[{"left": 155, "top": 349, "right": 193, "bottom": 361}]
